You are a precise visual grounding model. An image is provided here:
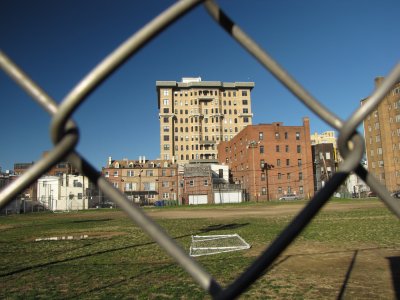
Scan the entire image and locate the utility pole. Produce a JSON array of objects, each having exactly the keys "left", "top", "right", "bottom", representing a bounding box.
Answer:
[
  {"left": 264, "top": 163, "right": 274, "bottom": 201},
  {"left": 247, "top": 141, "right": 259, "bottom": 202}
]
